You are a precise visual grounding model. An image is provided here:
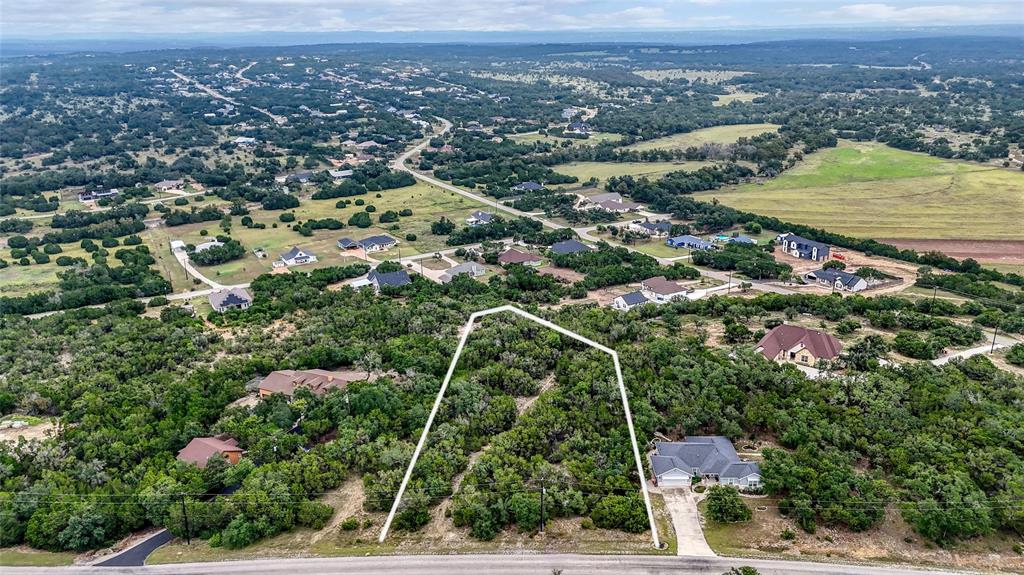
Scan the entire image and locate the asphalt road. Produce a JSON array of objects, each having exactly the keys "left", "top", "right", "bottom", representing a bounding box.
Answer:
[{"left": 4, "top": 553, "right": 976, "bottom": 575}]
